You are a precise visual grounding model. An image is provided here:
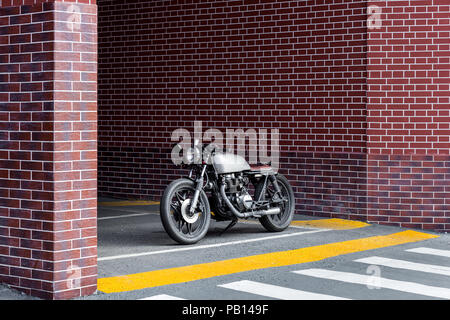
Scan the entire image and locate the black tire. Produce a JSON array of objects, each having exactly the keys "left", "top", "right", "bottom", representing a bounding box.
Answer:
[
  {"left": 258, "top": 174, "right": 295, "bottom": 232},
  {"left": 160, "top": 178, "right": 211, "bottom": 244}
]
